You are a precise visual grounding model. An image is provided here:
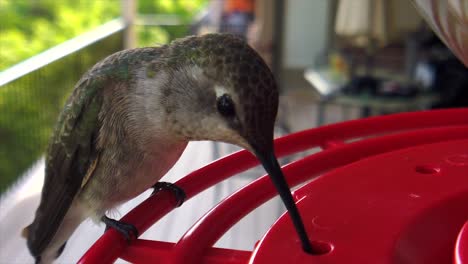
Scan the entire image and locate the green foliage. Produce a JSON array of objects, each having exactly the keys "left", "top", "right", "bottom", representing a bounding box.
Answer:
[
  {"left": 136, "top": 0, "right": 208, "bottom": 47},
  {"left": 0, "top": 0, "right": 207, "bottom": 192},
  {"left": 0, "top": 0, "right": 208, "bottom": 70},
  {"left": 0, "top": 0, "right": 120, "bottom": 71},
  {"left": 138, "top": 25, "right": 171, "bottom": 47},
  {"left": 0, "top": 0, "right": 120, "bottom": 192},
  {"left": 0, "top": 34, "right": 124, "bottom": 192},
  {"left": 139, "top": 0, "right": 207, "bottom": 18}
]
